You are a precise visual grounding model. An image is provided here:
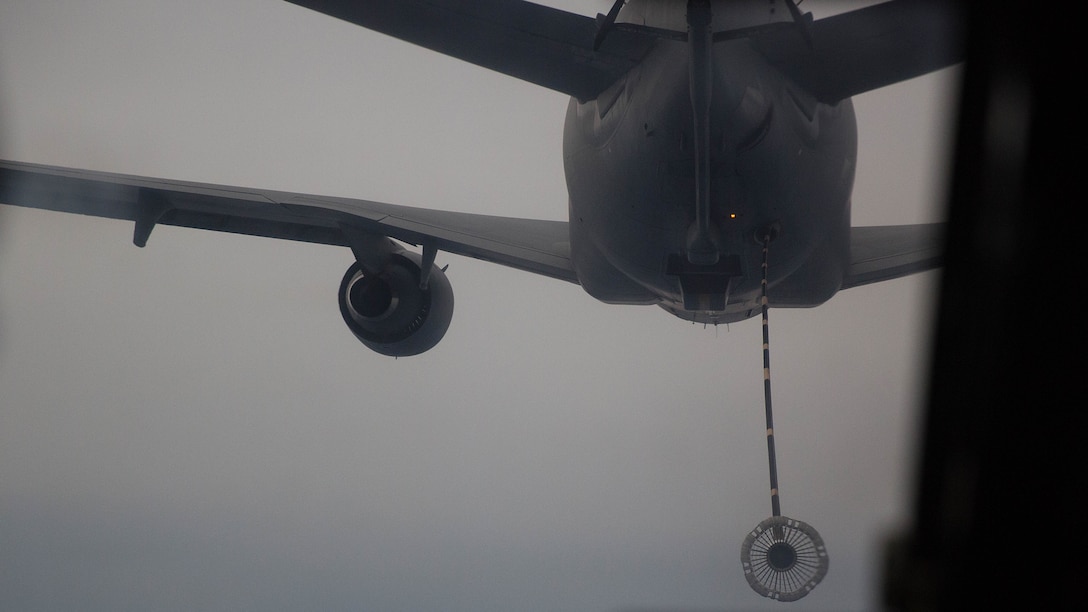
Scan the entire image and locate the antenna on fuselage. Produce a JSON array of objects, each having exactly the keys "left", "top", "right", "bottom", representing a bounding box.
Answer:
[{"left": 739, "top": 228, "right": 829, "bottom": 602}]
